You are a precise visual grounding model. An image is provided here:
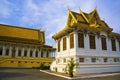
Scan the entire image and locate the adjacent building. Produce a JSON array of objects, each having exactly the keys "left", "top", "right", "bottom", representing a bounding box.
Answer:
[
  {"left": 0, "top": 24, "right": 56, "bottom": 67},
  {"left": 51, "top": 9, "right": 120, "bottom": 74}
]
